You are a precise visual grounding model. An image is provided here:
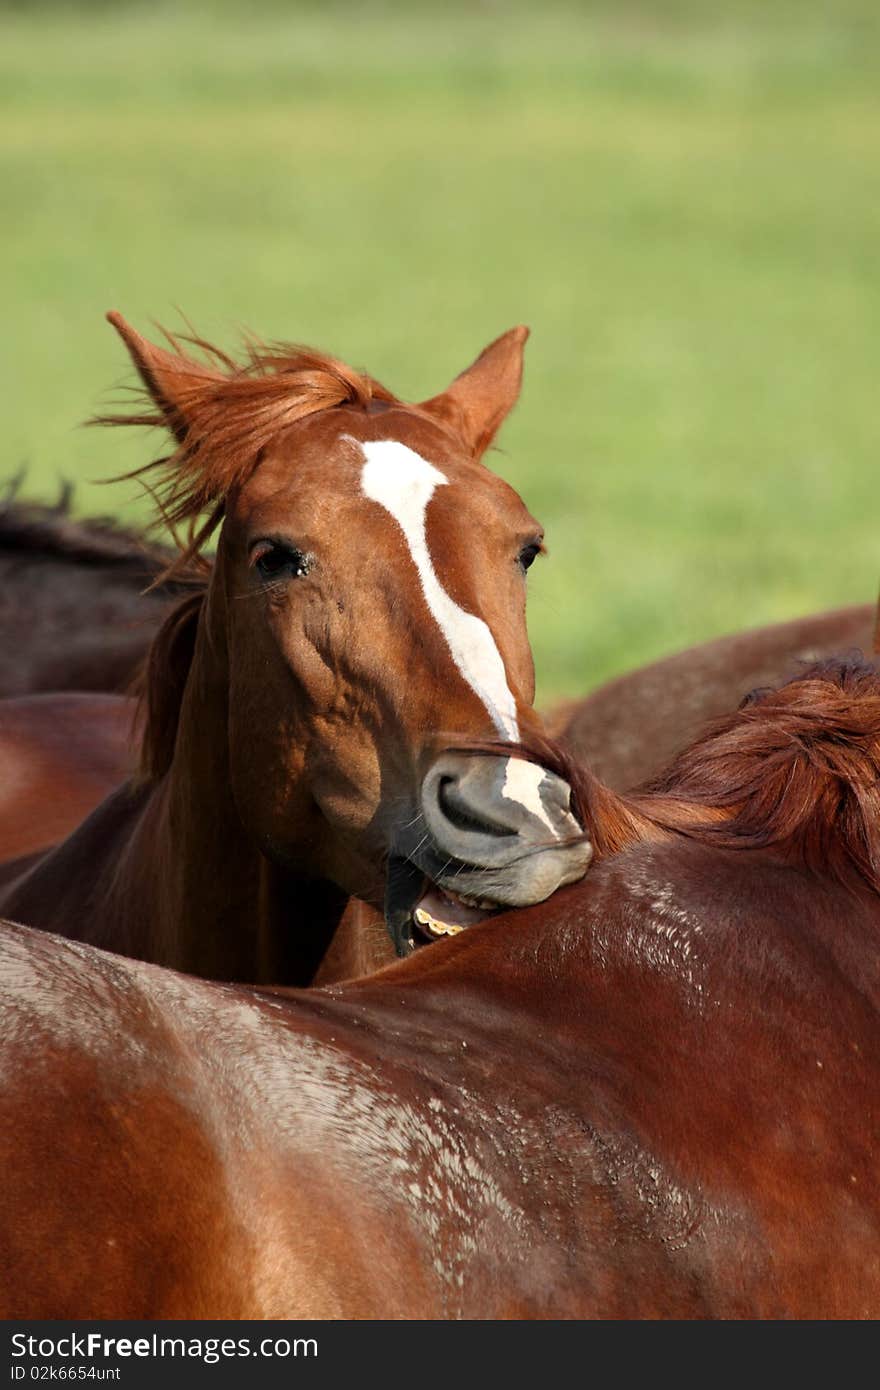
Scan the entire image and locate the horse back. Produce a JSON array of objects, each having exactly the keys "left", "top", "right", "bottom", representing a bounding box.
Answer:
[{"left": 553, "top": 604, "right": 875, "bottom": 789}]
